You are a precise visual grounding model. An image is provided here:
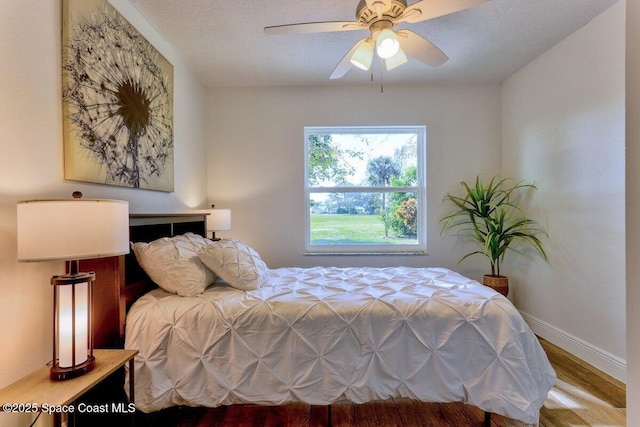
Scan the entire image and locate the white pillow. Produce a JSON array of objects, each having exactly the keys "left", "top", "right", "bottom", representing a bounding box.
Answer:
[
  {"left": 197, "top": 239, "right": 269, "bottom": 291},
  {"left": 131, "top": 232, "right": 216, "bottom": 296}
]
